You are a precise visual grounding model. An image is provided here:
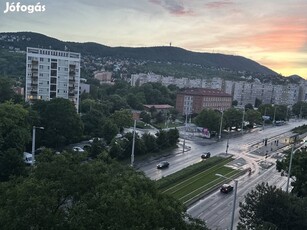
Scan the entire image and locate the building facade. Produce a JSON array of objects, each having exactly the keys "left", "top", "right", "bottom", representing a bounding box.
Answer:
[
  {"left": 26, "top": 47, "right": 81, "bottom": 110},
  {"left": 176, "top": 88, "right": 232, "bottom": 114}
]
